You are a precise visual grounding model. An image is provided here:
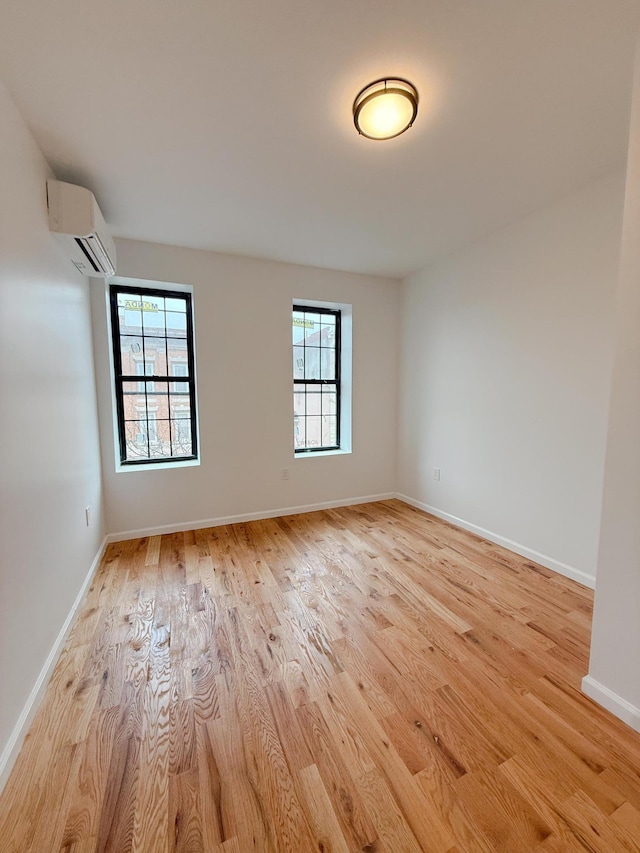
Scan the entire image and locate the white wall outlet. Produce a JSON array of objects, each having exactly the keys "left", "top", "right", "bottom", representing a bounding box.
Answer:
[
  {"left": 281, "top": 468, "right": 289, "bottom": 481},
  {"left": 433, "top": 468, "right": 440, "bottom": 481},
  {"left": 85, "top": 506, "right": 91, "bottom": 526}
]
